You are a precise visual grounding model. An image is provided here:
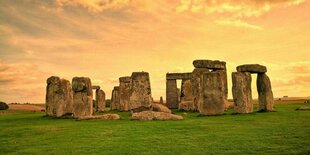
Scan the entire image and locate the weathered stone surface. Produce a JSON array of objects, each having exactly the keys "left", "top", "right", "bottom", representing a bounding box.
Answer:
[
  {"left": 179, "top": 79, "right": 195, "bottom": 111},
  {"left": 77, "top": 114, "right": 120, "bottom": 120},
  {"left": 232, "top": 72, "right": 253, "bottom": 113},
  {"left": 193, "top": 60, "right": 226, "bottom": 70},
  {"left": 131, "top": 111, "right": 183, "bottom": 121},
  {"left": 213, "top": 70, "right": 228, "bottom": 103},
  {"left": 72, "top": 77, "right": 93, "bottom": 117},
  {"left": 119, "top": 76, "right": 131, "bottom": 111},
  {"left": 131, "top": 106, "right": 151, "bottom": 113},
  {"left": 166, "top": 79, "right": 179, "bottom": 109},
  {"left": 237, "top": 64, "right": 267, "bottom": 73},
  {"left": 257, "top": 73, "right": 274, "bottom": 112},
  {"left": 200, "top": 72, "right": 225, "bottom": 115},
  {"left": 92, "top": 85, "right": 100, "bottom": 90},
  {"left": 129, "top": 72, "right": 152, "bottom": 109},
  {"left": 46, "top": 76, "right": 73, "bottom": 117},
  {"left": 96, "top": 89, "right": 105, "bottom": 112},
  {"left": 191, "top": 68, "right": 209, "bottom": 112},
  {"left": 166, "top": 73, "right": 192, "bottom": 80},
  {"left": 150, "top": 103, "right": 171, "bottom": 113},
  {"left": 296, "top": 106, "right": 310, "bottom": 110},
  {"left": 110, "top": 86, "right": 120, "bottom": 110}
]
